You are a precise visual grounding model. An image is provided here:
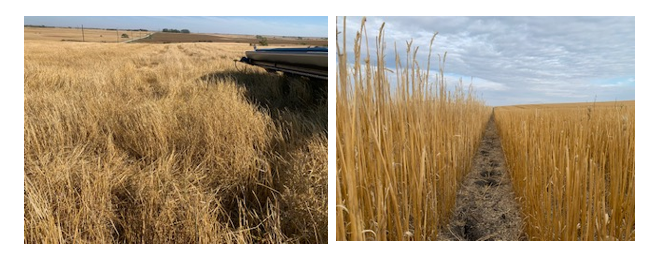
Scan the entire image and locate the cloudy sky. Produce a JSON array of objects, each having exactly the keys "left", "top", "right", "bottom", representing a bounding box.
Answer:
[
  {"left": 24, "top": 16, "right": 327, "bottom": 37},
  {"left": 337, "top": 16, "right": 635, "bottom": 106}
]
